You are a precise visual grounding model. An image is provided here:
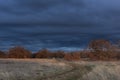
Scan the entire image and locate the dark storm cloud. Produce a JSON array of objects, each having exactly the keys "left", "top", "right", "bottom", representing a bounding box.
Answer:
[
  {"left": 0, "top": 0, "right": 120, "bottom": 51},
  {"left": 0, "top": 0, "right": 86, "bottom": 25},
  {"left": 0, "top": 0, "right": 88, "bottom": 22},
  {"left": 0, "top": 0, "right": 120, "bottom": 34}
]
